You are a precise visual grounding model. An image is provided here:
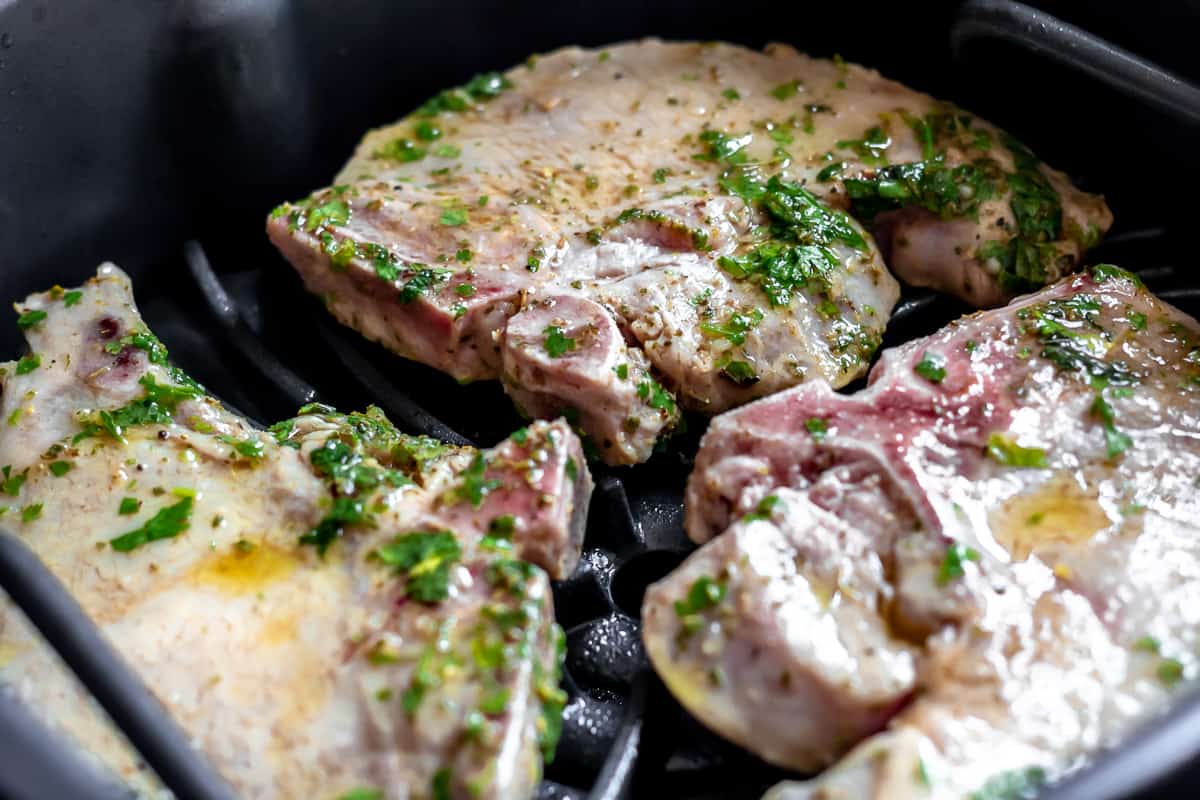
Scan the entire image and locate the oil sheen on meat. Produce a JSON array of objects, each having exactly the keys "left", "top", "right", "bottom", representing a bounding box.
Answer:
[
  {"left": 268, "top": 40, "right": 1109, "bottom": 465},
  {"left": 0, "top": 266, "right": 592, "bottom": 800},
  {"left": 644, "top": 266, "right": 1199, "bottom": 798}
]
